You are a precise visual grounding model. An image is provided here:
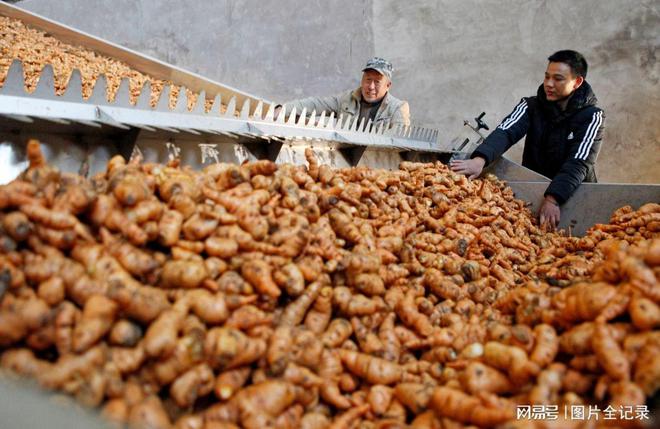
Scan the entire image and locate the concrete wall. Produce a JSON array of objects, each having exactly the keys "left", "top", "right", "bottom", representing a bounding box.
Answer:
[
  {"left": 372, "top": 0, "right": 659, "bottom": 184},
  {"left": 16, "top": 0, "right": 660, "bottom": 183},
  {"left": 18, "top": 0, "right": 374, "bottom": 100}
]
